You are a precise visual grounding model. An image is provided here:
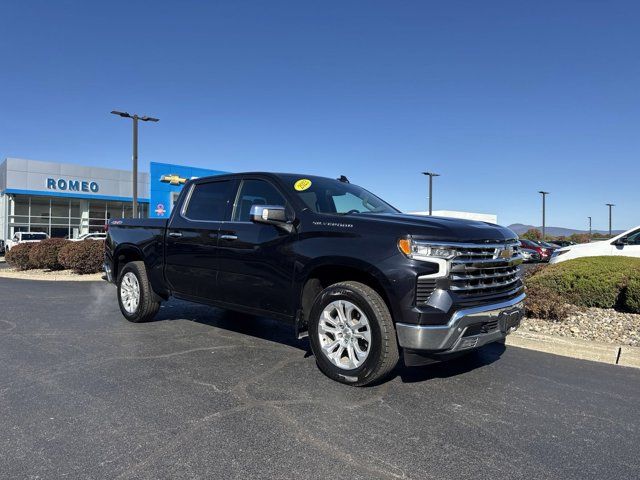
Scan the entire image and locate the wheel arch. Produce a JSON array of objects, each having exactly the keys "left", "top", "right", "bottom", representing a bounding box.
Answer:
[
  {"left": 296, "top": 257, "right": 398, "bottom": 336},
  {"left": 112, "top": 243, "right": 146, "bottom": 281}
]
